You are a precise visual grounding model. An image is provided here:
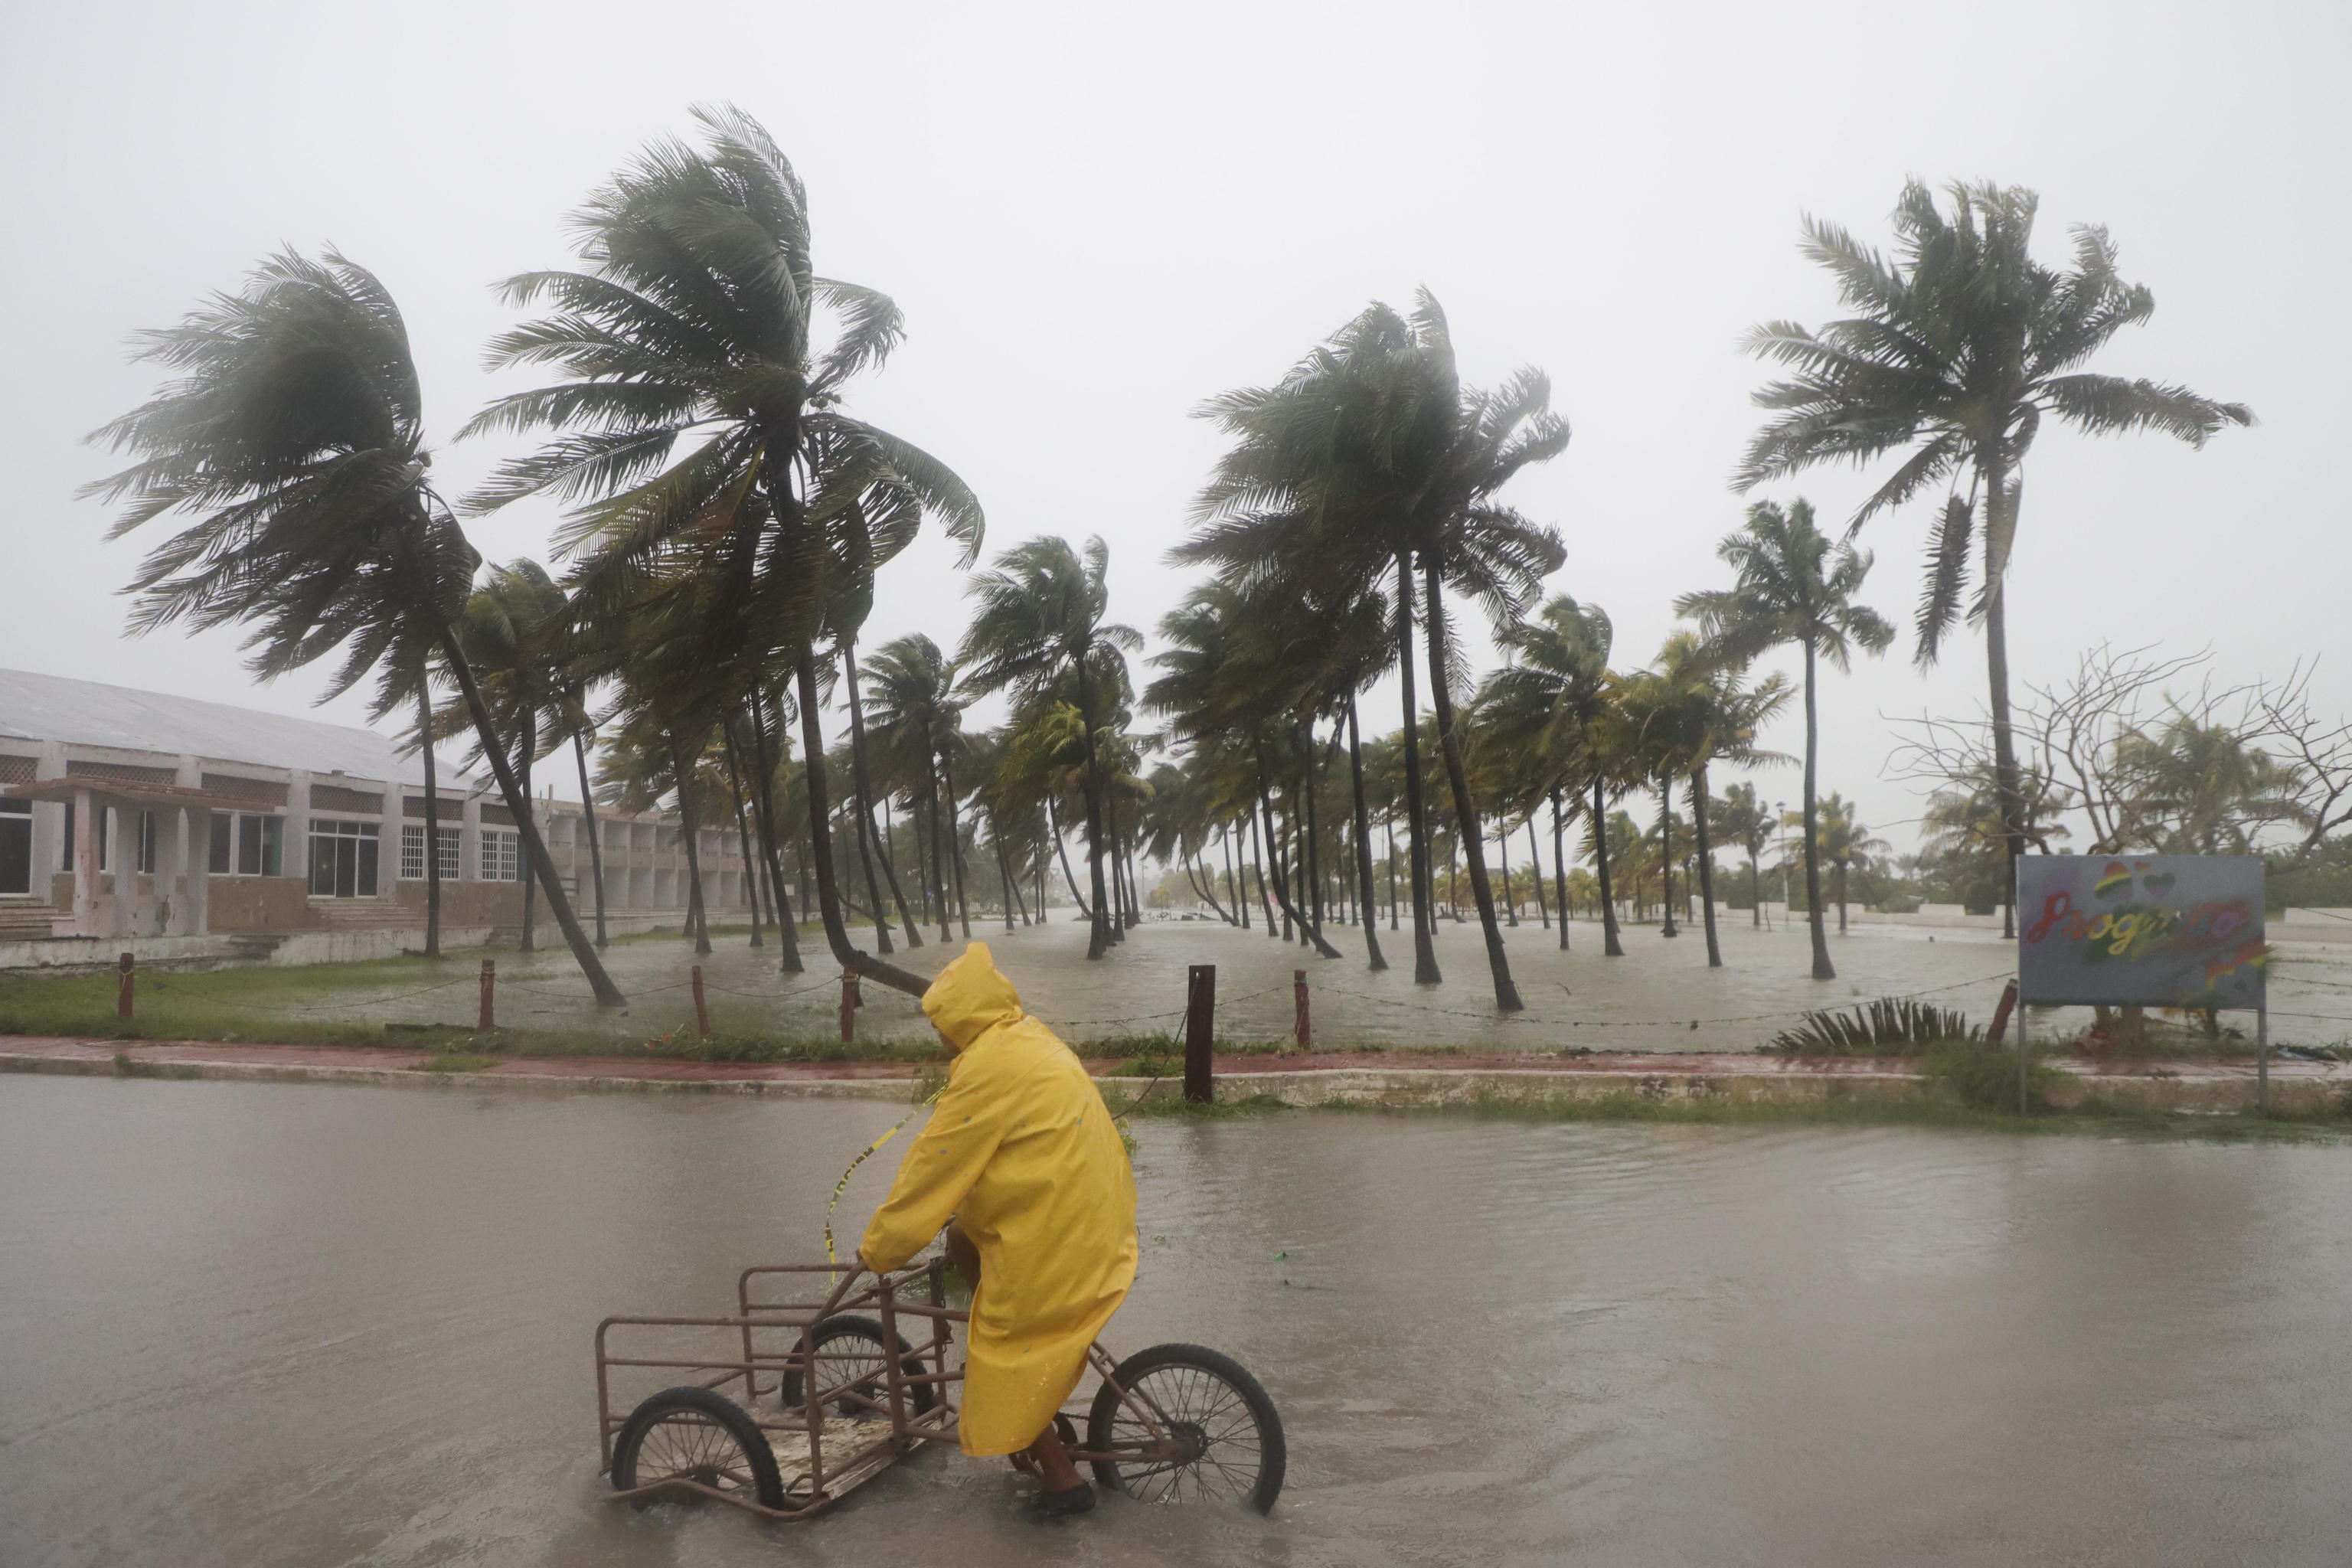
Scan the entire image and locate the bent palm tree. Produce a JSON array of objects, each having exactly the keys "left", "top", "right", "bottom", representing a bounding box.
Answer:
[
  {"left": 1737, "top": 181, "right": 2249, "bottom": 911},
  {"left": 463, "top": 106, "right": 975, "bottom": 998},
  {"left": 959, "top": 537, "right": 1138, "bottom": 960},
  {"left": 1678, "top": 498, "right": 1890, "bottom": 980},
  {"left": 83, "top": 250, "right": 624, "bottom": 1004}
]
